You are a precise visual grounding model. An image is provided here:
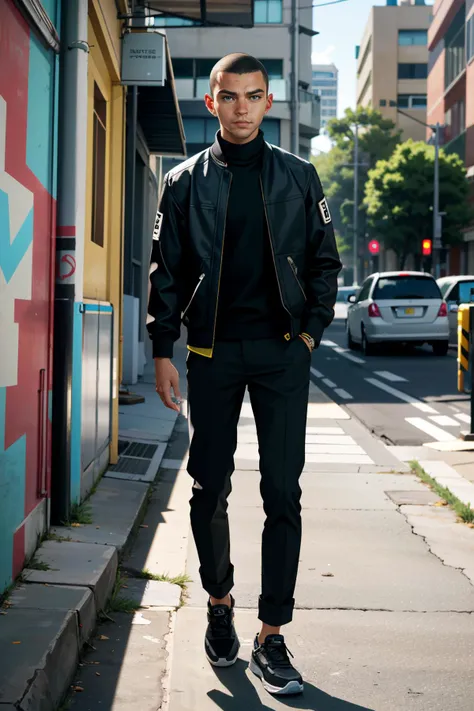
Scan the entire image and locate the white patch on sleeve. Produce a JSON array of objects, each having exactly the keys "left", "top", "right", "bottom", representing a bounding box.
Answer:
[
  {"left": 153, "top": 211, "right": 163, "bottom": 240},
  {"left": 318, "top": 197, "right": 332, "bottom": 225}
]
